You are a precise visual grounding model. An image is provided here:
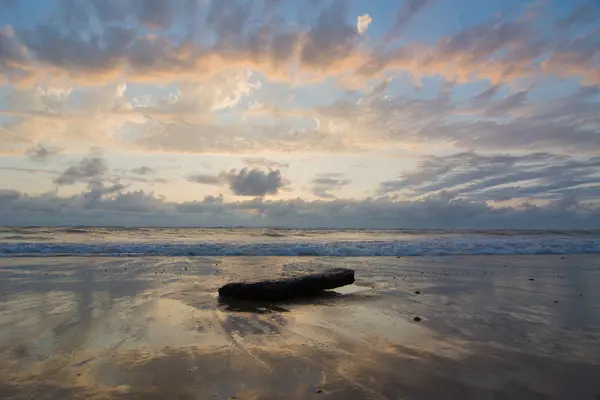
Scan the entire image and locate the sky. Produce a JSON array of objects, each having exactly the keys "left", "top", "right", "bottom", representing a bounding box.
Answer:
[{"left": 0, "top": 0, "right": 599, "bottom": 228}]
